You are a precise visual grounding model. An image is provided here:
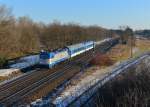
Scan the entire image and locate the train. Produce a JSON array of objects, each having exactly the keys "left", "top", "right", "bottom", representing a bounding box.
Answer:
[
  {"left": 39, "top": 38, "right": 116, "bottom": 68},
  {"left": 39, "top": 41, "right": 94, "bottom": 68}
]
